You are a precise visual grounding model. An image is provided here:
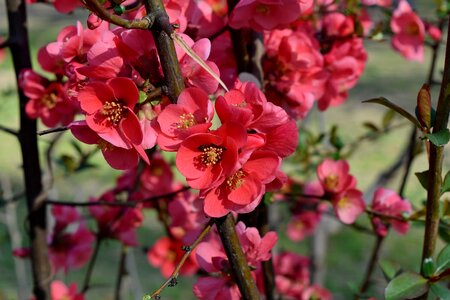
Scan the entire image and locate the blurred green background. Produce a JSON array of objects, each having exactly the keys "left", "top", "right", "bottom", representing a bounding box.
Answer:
[{"left": 0, "top": 1, "right": 449, "bottom": 299}]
